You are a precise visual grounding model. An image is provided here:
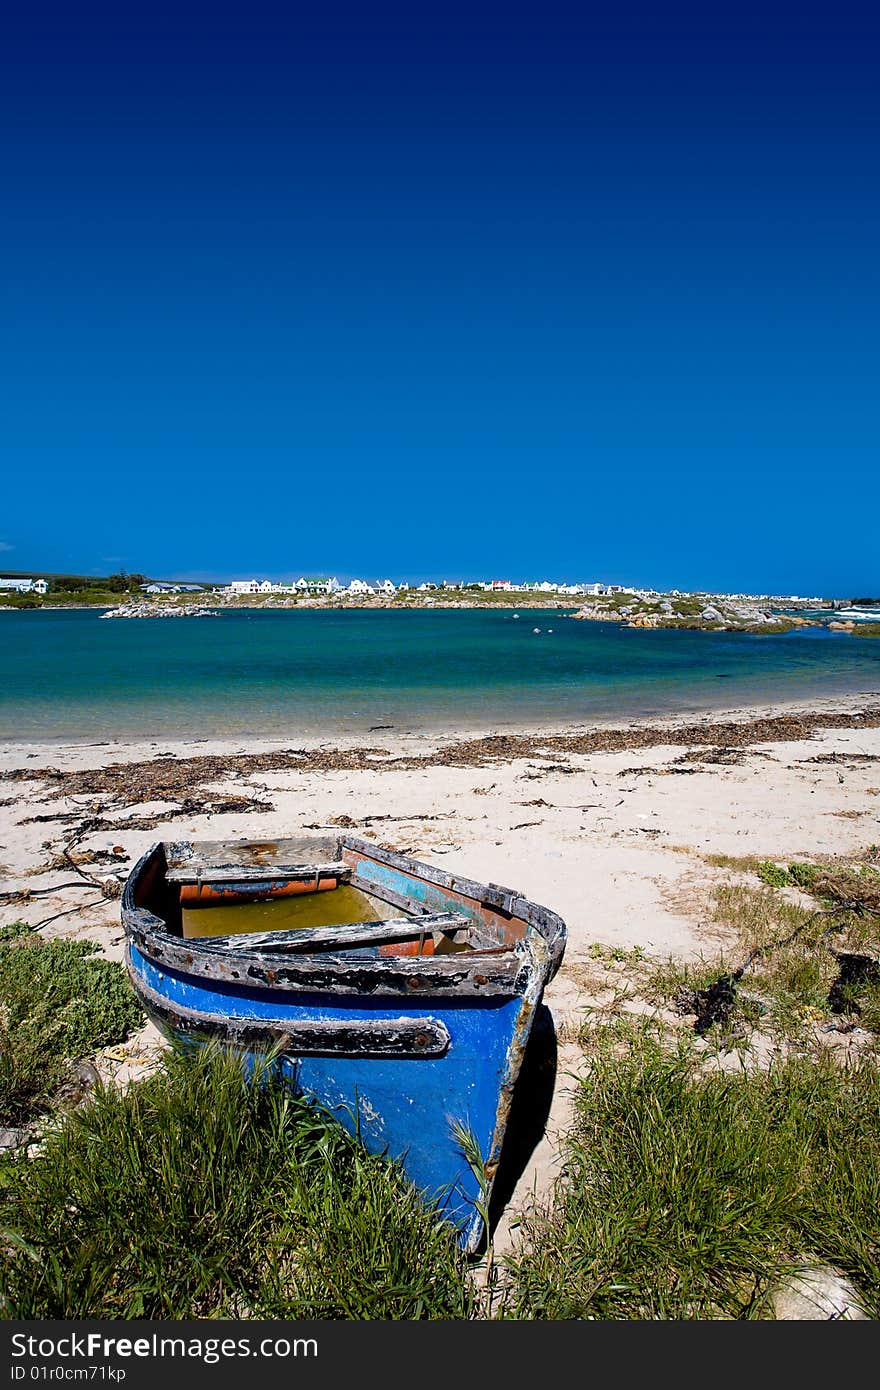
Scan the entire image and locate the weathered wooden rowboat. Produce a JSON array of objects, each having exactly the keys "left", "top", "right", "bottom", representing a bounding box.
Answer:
[{"left": 122, "top": 834, "right": 566, "bottom": 1251}]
